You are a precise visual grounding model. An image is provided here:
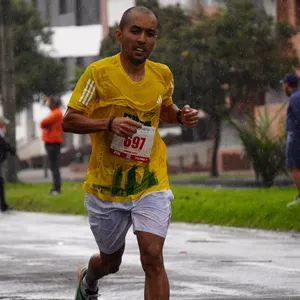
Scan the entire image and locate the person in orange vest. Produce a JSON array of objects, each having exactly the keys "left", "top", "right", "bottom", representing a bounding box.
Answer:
[{"left": 40, "top": 95, "right": 63, "bottom": 195}]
